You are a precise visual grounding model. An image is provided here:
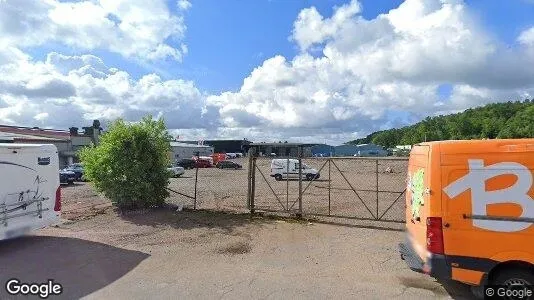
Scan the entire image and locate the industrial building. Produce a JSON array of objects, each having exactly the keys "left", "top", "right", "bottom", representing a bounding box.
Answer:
[
  {"left": 311, "top": 144, "right": 335, "bottom": 157},
  {"left": 248, "top": 142, "right": 315, "bottom": 157},
  {"left": 310, "top": 143, "right": 388, "bottom": 157},
  {"left": 180, "top": 139, "right": 252, "bottom": 154},
  {"left": 170, "top": 142, "right": 214, "bottom": 161},
  {"left": 0, "top": 122, "right": 102, "bottom": 168},
  {"left": 350, "top": 143, "right": 388, "bottom": 156}
]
